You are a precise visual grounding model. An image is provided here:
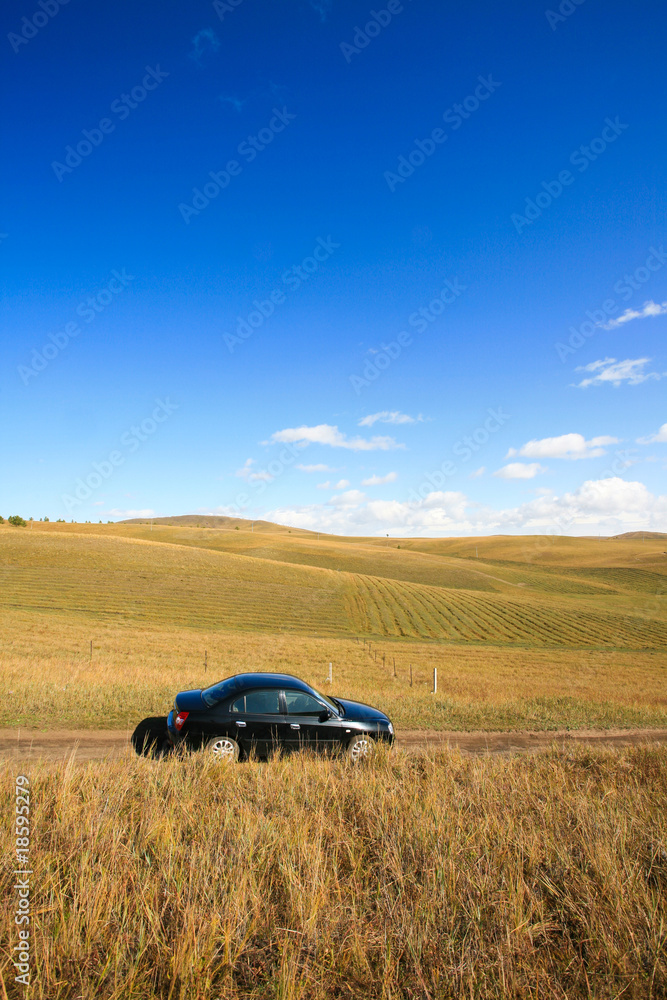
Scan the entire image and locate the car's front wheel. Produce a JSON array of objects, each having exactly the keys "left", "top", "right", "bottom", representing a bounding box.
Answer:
[
  {"left": 347, "top": 735, "right": 375, "bottom": 762},
  {"left": 206, "top": 736, "right": 240, "bottom": 762}
]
